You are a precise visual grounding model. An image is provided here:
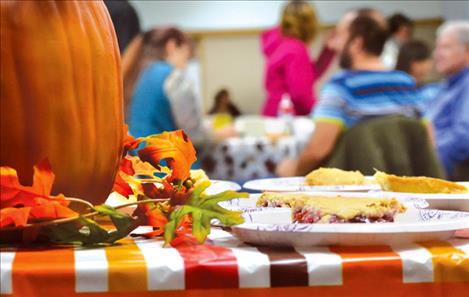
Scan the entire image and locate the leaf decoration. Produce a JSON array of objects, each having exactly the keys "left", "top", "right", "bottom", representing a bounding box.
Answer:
[
  {"left": 0, "top": 159, "right": 77, "bottom": 227},
  {"left": 134, "top": 202, "right": 168, "bottom": 236},
  {"left": 1, "top": 129, "right": 247, "bottom": 248},
  {"left": 122, "top": 124, "right": 142, "bottom": 156},
  {"left": 163, "top": 180, "right": 248, "bottom": 245},
  {"left": 138, "top": 130, "right": 197, "bottom": 182},
  {"left": 45, "top": 205, "right": 138, "bottom": 246},
  {"left": 112, "top": 157, "right": 136, "bottom": 198},
  {"left": 0, "top": 207, "right": 31, "bottom": 228}
]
